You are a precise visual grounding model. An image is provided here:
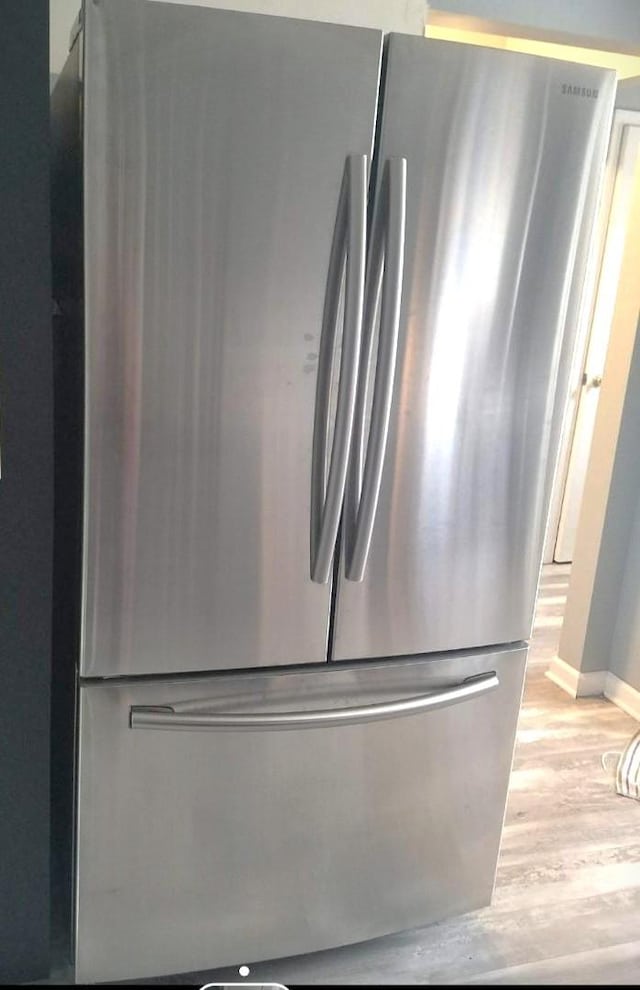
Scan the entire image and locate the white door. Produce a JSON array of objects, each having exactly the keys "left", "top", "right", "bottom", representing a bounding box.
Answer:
[{"left": 545, "top": 115, "right": 640, "bottom": 564}]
